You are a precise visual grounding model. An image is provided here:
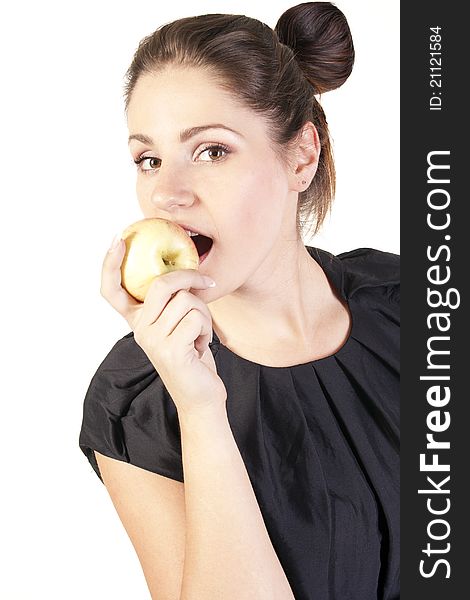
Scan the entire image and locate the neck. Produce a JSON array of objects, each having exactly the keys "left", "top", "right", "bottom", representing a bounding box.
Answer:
[{"left": 208, "top": 241, "right": 332, "bottom": 352}]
